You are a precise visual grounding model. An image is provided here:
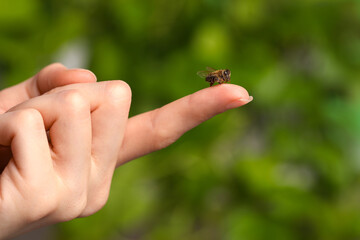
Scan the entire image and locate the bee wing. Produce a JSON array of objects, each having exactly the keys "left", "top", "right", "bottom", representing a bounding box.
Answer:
[
  {"left": 197, "top": 70, "right": 211, "bottom": 78},
  {"left": 206, "top": 66, "right": 216, "bottom": 71}
]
